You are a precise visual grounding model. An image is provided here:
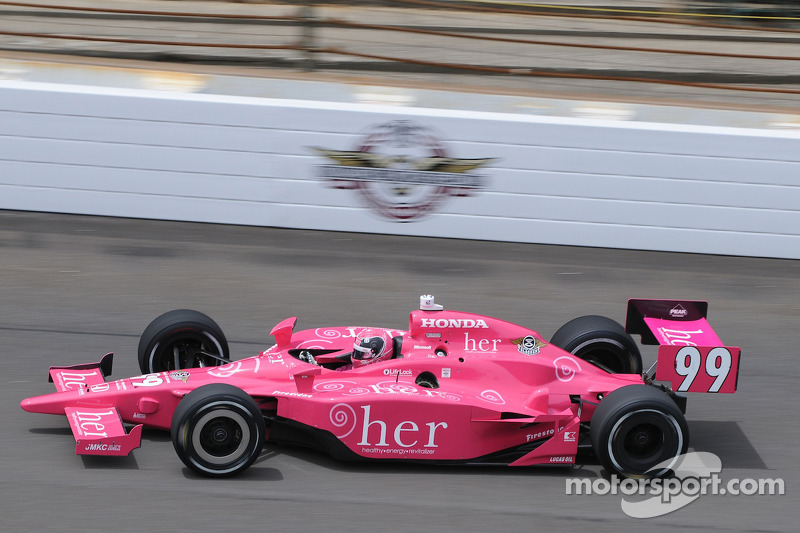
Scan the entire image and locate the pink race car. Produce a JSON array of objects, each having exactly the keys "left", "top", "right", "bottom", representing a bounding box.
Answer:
[{"left": 21, "top": 295, "right": 740, "bottom": 478}]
